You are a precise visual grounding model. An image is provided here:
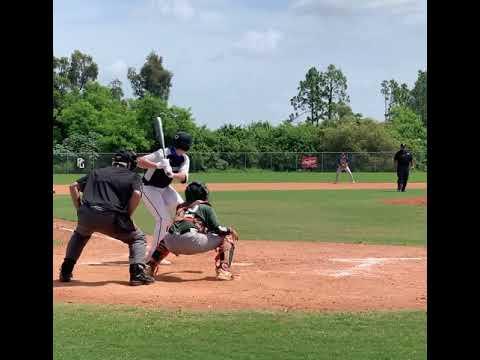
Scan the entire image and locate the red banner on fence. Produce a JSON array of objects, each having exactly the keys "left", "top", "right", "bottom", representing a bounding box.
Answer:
[{"left": 301, "top": 156, "right": 318, "bottom": 169}]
